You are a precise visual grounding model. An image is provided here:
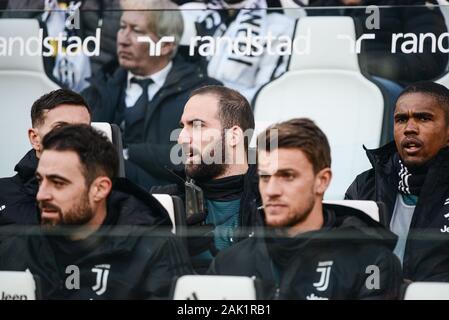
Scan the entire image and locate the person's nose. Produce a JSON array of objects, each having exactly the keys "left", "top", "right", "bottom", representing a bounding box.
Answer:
[
  {"left": 117, "top": 27, "right": 131, "bottom": 46},
  {"left": 404, "top": 118, "right": 419, "bottom": 135},
  {"left": 178, "top": 127, "right": 192, "bottom": 145},
  {"left": 264, "top": 177, "right": 282, "bottom": 199},
  {"left": 36, "top": 181, "right": 52, "bottom": 203}
]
